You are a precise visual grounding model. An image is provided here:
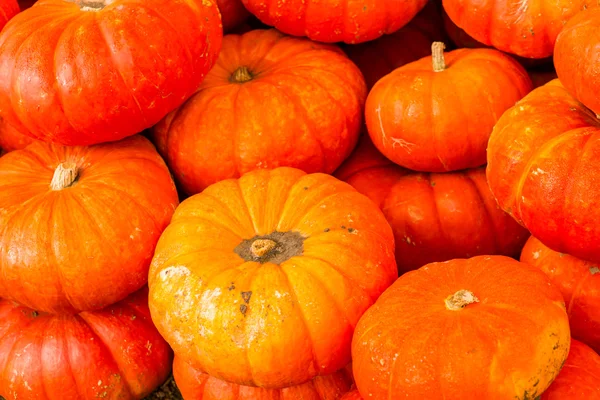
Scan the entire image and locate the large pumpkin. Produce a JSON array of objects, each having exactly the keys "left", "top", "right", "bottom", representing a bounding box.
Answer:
[
  {"left": 148, "top": 167, "right": 397, "bottom": 388},
  {"left": 173, "top": 357, "right": 354, "bottom": 400},
  {"left": 352, "top": 256, "right": 570, "bottom": 399},
  {"left": 555, "top": 8, "right": 600, "bottom": 115},
  {"left": 151, "top": 29, "right": 366, "bottom": 195},
  {"left": 0, "top": 0, "right": 222, "bottom": 146},
  {"left": 0, "top": 287, "right": 173, "bottom": 400},
  {"left": 0, "top": 135, "right": 179, "bottom": 314},
  {"left": 335, "top": 135, "right": 529, "bottom": 274},
  {"left": 239, "top": 0, "right": 428, "bottom": 44},
  {"left": 487, "top": 79, "right": 600, "bottom": 262},
  {"left": 340, "top": 390, "right": 362, "bottom": 400},
  {"left": 0, "top": 115, "right": 34, "bottom": 152},
  {"left": 520, "top": 236, "right": 600, "bottom": 354},
  {"left": 0, "top": 0, "right": 18, "bottom": 31},
  {"left": 442, "top": 0, "right": 599, "bottom": 59},
  {"left": 365, "top": 43, "right": 532, "bottom": 172}
]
